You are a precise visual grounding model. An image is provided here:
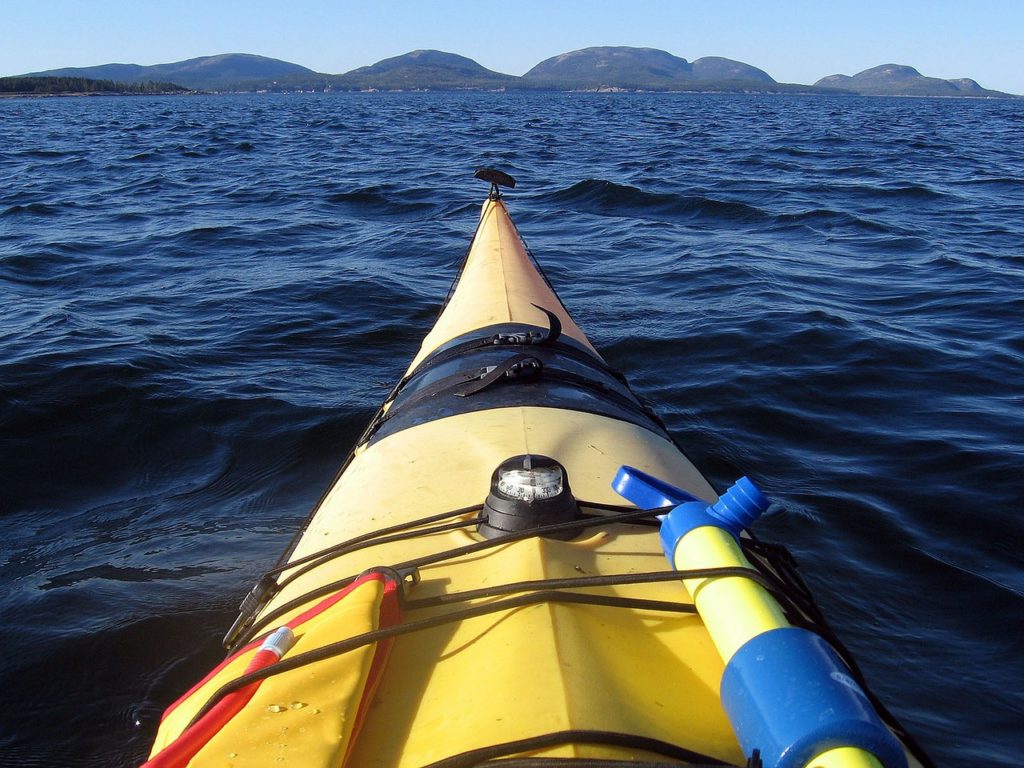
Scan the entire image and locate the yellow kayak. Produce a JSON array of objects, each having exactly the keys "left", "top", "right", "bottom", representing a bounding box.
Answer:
[{"left": 145, "top": 171, "right": 928, "bottom": 768}]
